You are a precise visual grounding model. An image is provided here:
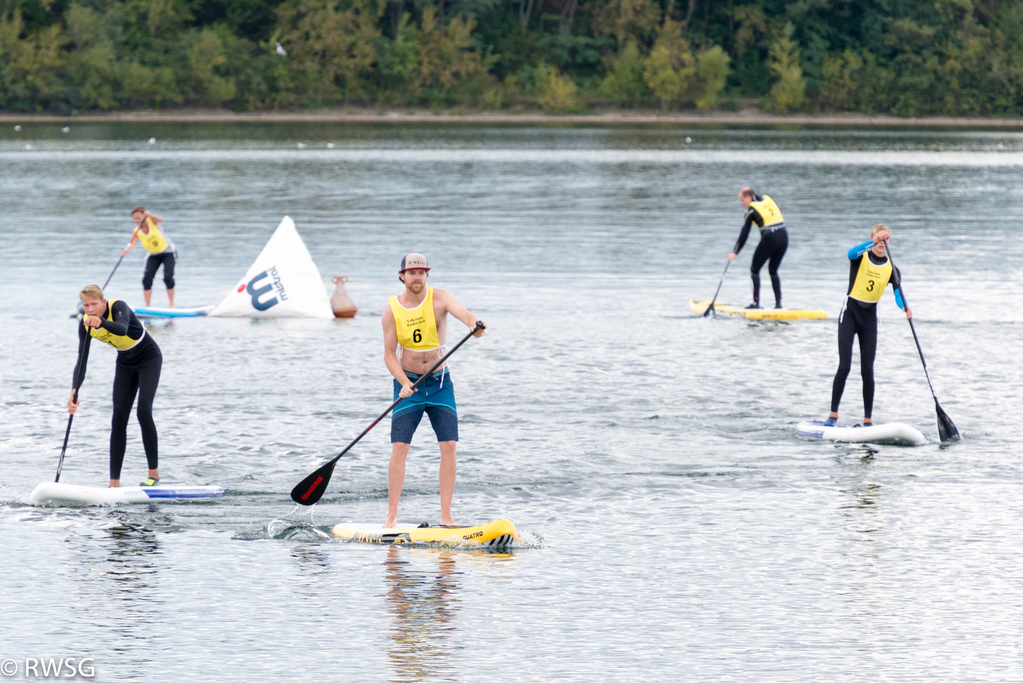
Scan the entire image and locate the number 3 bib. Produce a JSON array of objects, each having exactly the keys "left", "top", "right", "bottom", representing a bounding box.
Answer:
[
  {"left": 849, "top": 254, "right": 893, "bottom": 303},
  {"left": 390, "top": 287, "right": 441, "bottom": 351}
]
